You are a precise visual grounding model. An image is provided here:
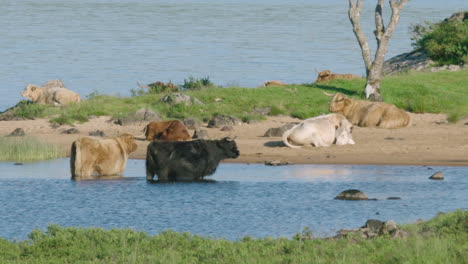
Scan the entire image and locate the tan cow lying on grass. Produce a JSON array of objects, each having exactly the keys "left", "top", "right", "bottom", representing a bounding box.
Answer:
[
  {"left": 70, "top": 134, "right": 137, "bottom": 180},
  {"left": 264, "top": 80, "right": 288, "bottom": 87},
  {"left": 143, "top": 120, "right": 191, "bottom": 141},
  {"left": 315, "top": 70, "right": 360, "bottom": 83},
  {"left": 324, "top": 92, "right": 411, "bottom": 129},
  {"left": 21, "top": 84, "right": 81, "bottom": 105},
  {"left": 282, "top": 113, "right": 355, "bottom": 148}
]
